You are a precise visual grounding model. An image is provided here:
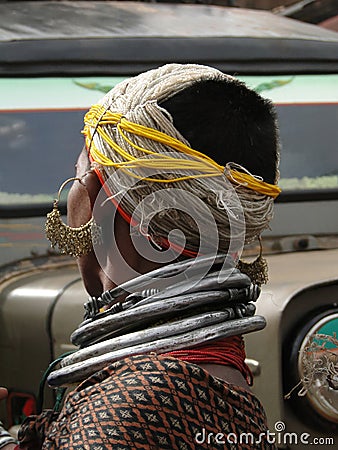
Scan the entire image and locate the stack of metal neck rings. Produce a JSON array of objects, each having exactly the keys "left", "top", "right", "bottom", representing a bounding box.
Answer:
[{"left": 47, "top": 254, "right": 265, "bottom": 388}]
